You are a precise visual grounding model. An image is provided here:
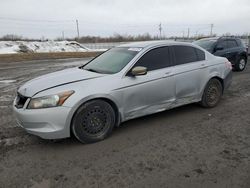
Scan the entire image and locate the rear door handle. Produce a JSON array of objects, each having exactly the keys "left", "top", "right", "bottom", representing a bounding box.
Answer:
[{"left": 200, "top": 63, "right": 207, "bottom": 69}]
